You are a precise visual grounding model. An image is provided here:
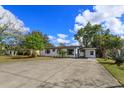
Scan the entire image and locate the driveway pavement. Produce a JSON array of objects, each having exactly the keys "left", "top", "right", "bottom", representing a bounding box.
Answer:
[{"left": 0, "top": 58, "right": 121, "bottom": 88}]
